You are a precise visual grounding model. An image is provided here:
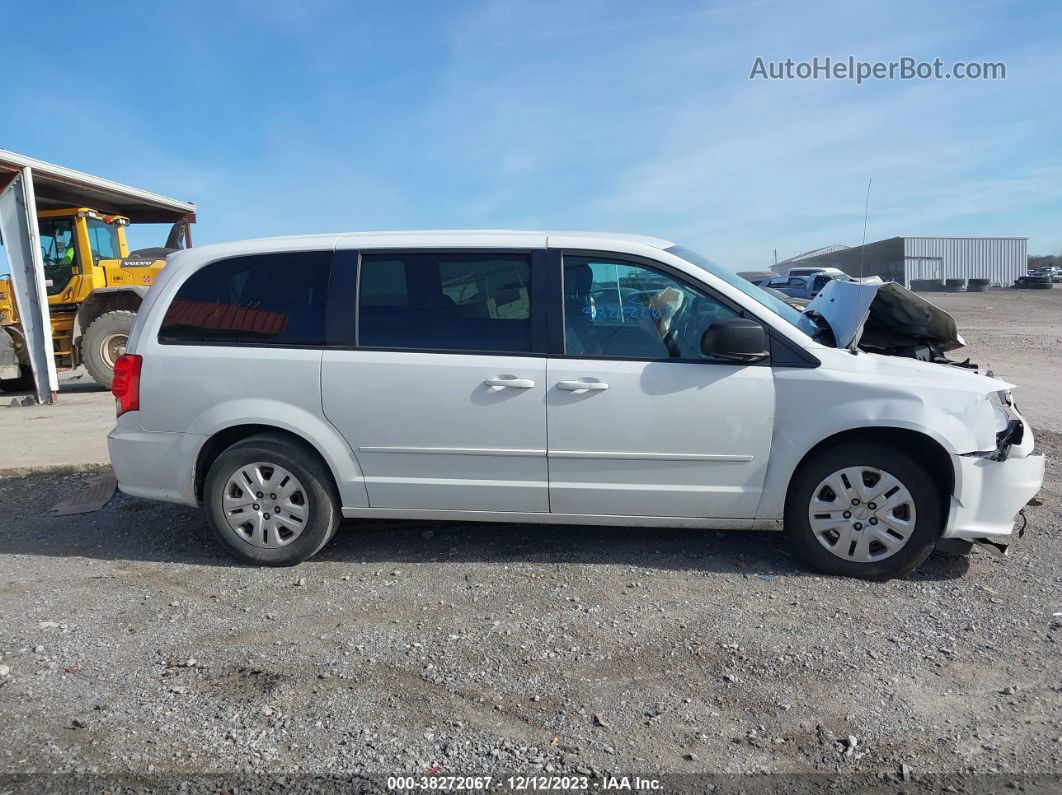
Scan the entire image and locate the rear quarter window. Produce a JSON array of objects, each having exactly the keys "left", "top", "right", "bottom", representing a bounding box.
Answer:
[{"left": 159, "top": 251, "right": 331, "bottom": 346}]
